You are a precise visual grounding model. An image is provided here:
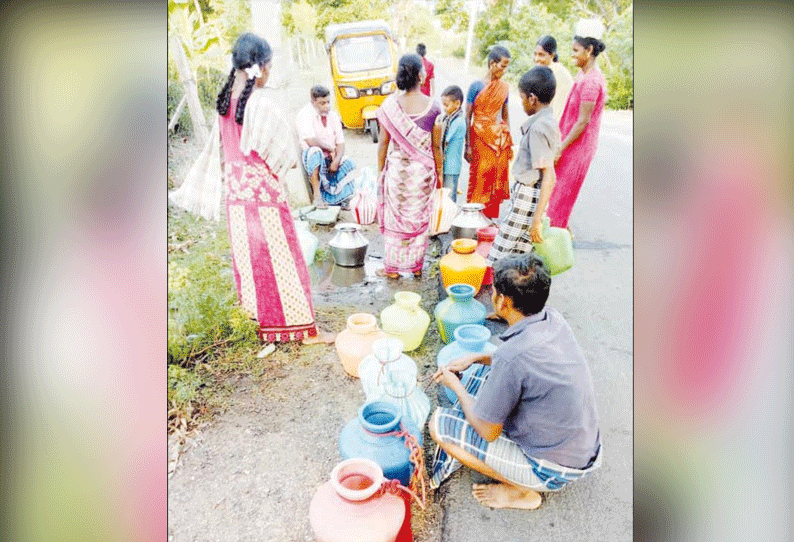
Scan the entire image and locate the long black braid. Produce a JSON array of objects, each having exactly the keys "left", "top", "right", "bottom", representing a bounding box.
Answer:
[
  {"left": 235, "top": 76, "right": 256, "bottom": 124},
  {"left": 216, "top": 33, "right": 272, "bottom": 125},
  {"left": 215, "top": 67, "right": 236, "bottom": 117}
]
